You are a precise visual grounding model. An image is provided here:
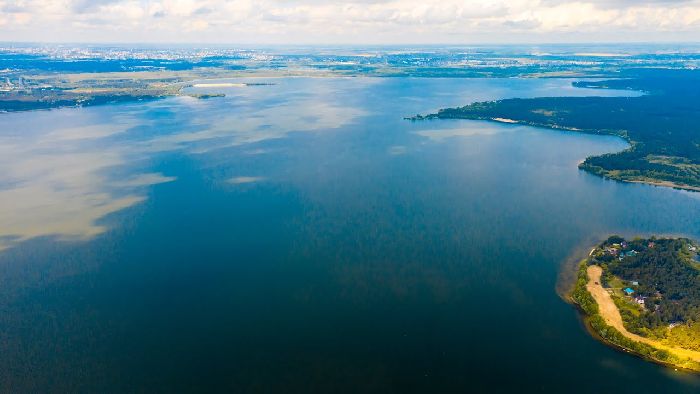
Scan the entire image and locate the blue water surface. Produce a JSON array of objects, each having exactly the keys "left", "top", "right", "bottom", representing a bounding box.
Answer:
[{"left": 0, "top": 77, "right": 698, "bottom": 393}]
